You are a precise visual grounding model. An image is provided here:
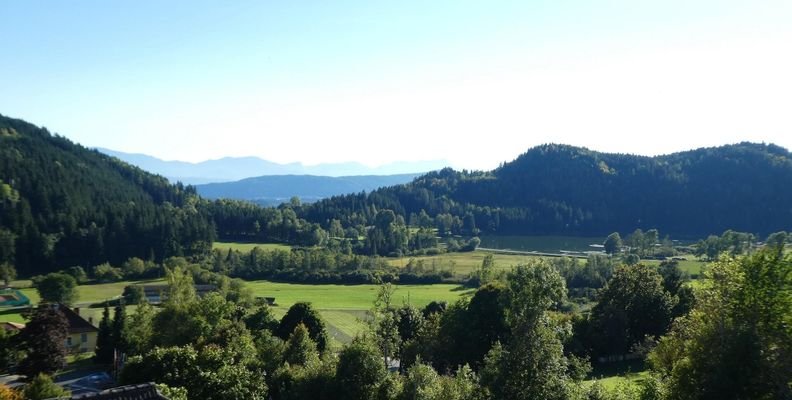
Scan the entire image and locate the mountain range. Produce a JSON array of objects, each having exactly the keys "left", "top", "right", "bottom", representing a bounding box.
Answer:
[
  {"left": 97, "top": 148, "right": 448, "bottom": 184},
  {"left": 195, "top": 173, "right": 422, "bottom": 205}
]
